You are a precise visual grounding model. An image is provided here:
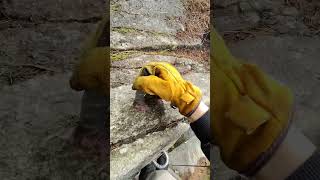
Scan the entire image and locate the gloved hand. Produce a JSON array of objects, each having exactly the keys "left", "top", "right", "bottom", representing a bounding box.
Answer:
[
  {"left": 70, "top": 47, "right": 108, "bottom": 95},
  {"left": 132, "top": 62, "right": 202, "bottom": 117},
  {"left": 211, "top": 27, "right": 294, "bottom": 174},
  {"left": 70, "top": 15, "right": 109, "bottom": 95}
]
